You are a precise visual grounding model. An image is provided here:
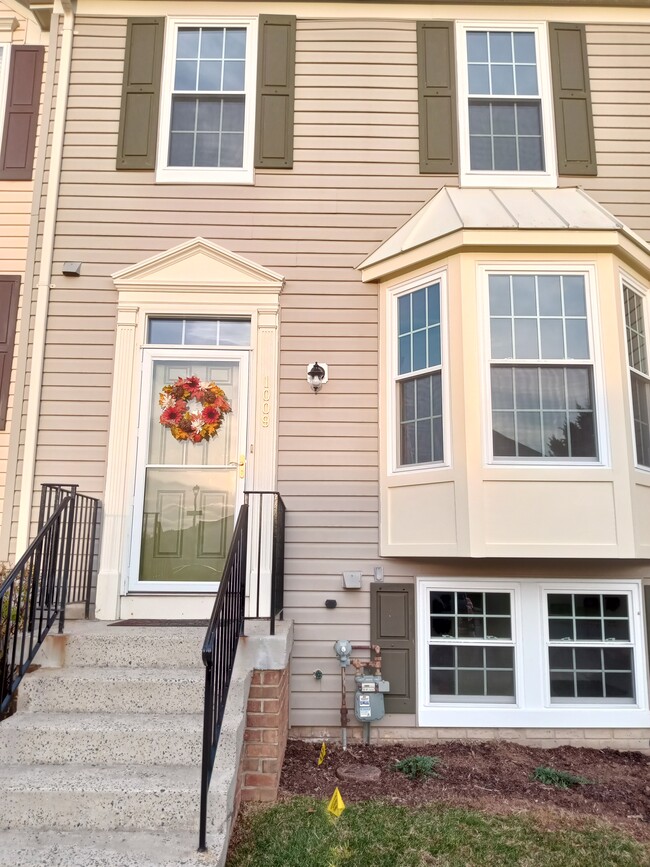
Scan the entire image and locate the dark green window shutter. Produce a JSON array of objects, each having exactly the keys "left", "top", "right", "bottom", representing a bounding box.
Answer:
[
  {"left": 417, "top": 21, "right": 457, "bottom": 174},
  {"left": 549, "top": 23, "right": 597, "bottom": 177},
  {"left": 117, "top": 18, "right": 164, "bottom": 170},
  {"left": 254, "top": 15, "right": 296, "bottom": 168},
  {"left": 0, "top": 276, "right": 19, "bottom": 429},
  {"left": 371, "top": 583, "right": 415, "bottom": 714},
  {"left": 0, "top": 46, "right": 44, "bottom": 180}
]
